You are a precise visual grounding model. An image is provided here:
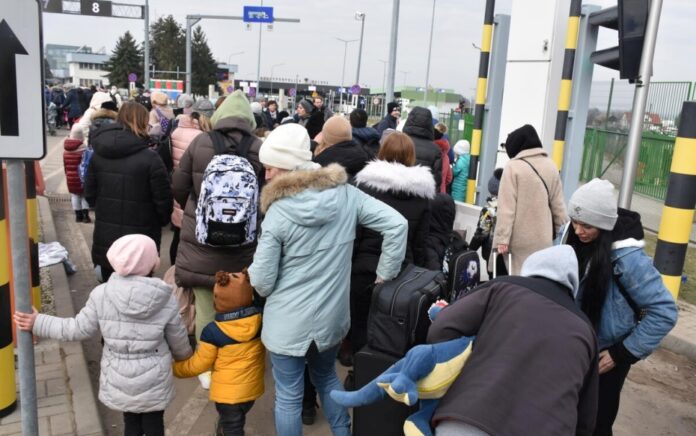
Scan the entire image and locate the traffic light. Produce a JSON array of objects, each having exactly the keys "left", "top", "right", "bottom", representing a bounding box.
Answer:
[{"left": 589, "top": 0, "right": 649, "bottom": 83}]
